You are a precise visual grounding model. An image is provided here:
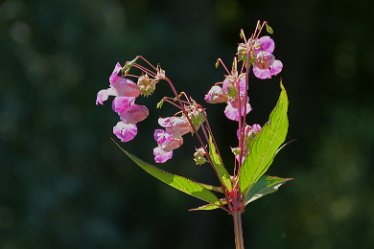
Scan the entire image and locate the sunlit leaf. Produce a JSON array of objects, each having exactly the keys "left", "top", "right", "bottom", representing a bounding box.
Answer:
[
  {"left": 113, "top": 140, "right": 220, "bottom": 204},
  {"left": 239, "top": 81, "right": 289, "bottom": 195},
  {"left": 245, "top": 175, "right": 292, "bottom": 205}
]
